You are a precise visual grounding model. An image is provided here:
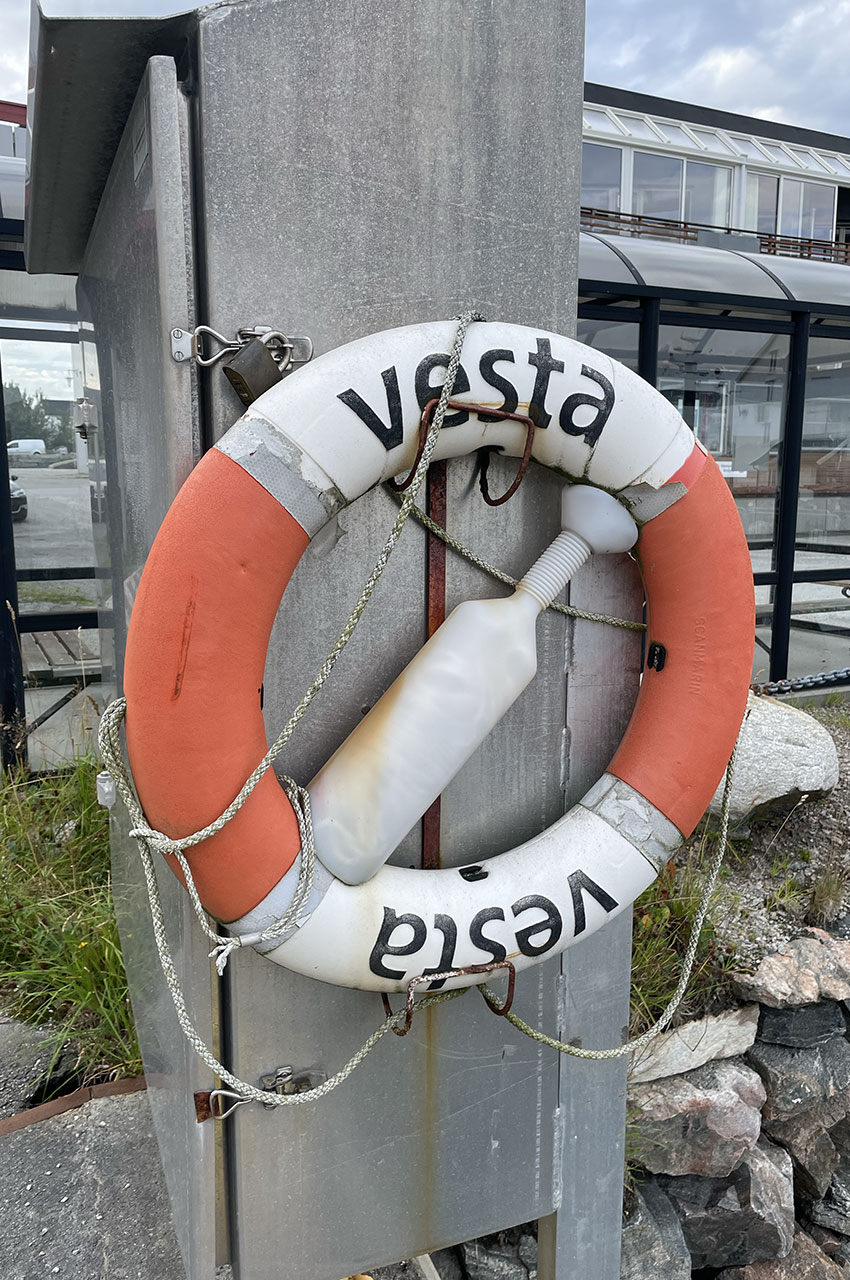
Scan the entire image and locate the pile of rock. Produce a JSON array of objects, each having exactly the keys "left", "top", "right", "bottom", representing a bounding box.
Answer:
[{"left": 624, "top": 930, "right": 850, "bottom": 1277}]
